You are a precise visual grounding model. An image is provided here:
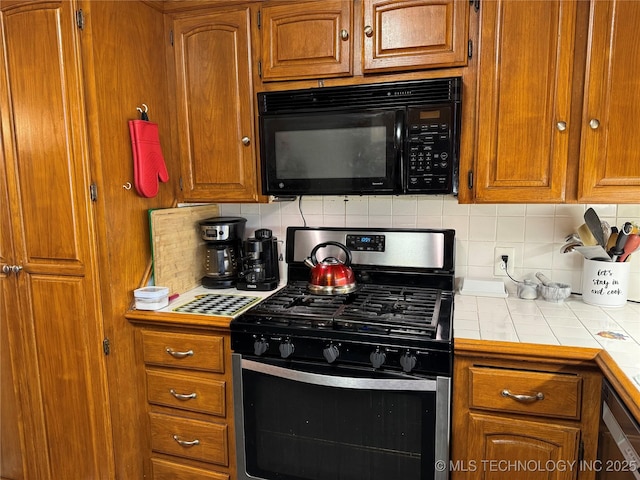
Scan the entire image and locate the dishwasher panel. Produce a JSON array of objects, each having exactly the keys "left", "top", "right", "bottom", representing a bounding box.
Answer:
[{"left": 598, "top": 380, "right": 640, "bottom": 480}]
